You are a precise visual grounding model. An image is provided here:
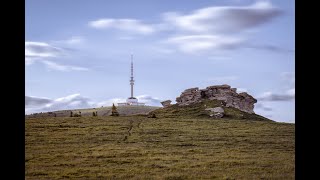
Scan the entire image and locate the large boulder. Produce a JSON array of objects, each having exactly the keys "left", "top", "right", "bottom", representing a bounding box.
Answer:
[
  {"left": 205, "top": 107, "right": 224, "bottom": 113},
  {"left": 205, "top": 107, "right": 225, "bottom": 118},
  {"left": 161, "top": 100, "right": 172, "bottom": 108}
]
